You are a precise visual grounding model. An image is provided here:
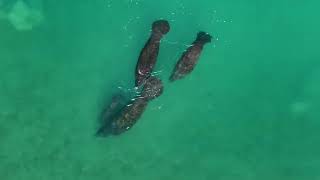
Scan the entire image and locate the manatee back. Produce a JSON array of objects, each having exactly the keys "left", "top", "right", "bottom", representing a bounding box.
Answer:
[{"left": 96, "top": 93, "right": 130, "bottom": 137}]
